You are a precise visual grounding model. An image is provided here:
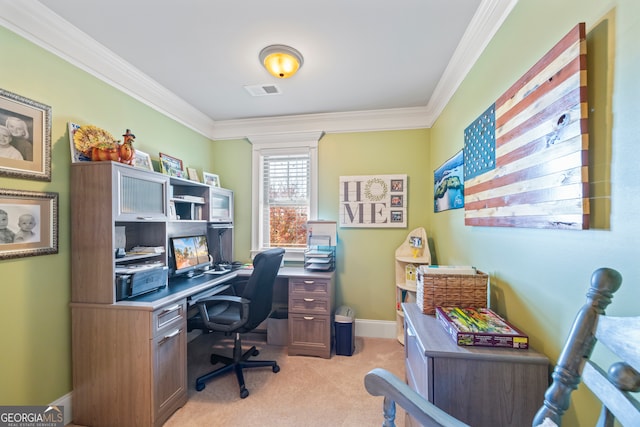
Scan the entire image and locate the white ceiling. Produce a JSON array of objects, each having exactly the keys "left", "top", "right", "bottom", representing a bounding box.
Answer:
[{"left": 0, "top": 0, "right": 516, "bottom": 139}]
